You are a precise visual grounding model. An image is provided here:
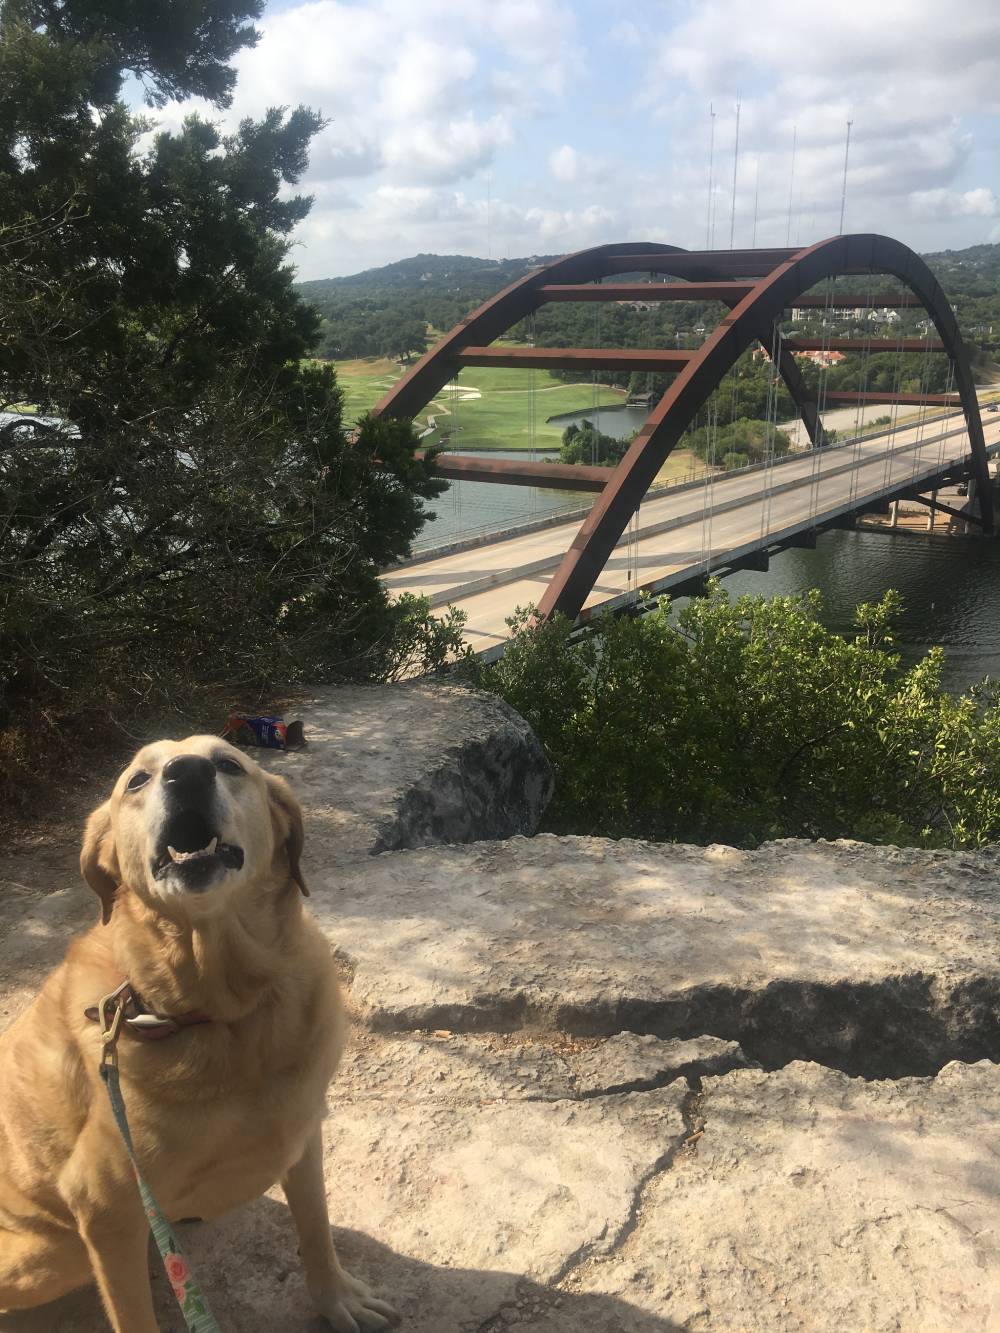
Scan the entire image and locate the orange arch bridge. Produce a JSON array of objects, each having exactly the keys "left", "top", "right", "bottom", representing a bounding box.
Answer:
[{"left": 373, "top": 235, "right": 994, "bottom": 625}]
